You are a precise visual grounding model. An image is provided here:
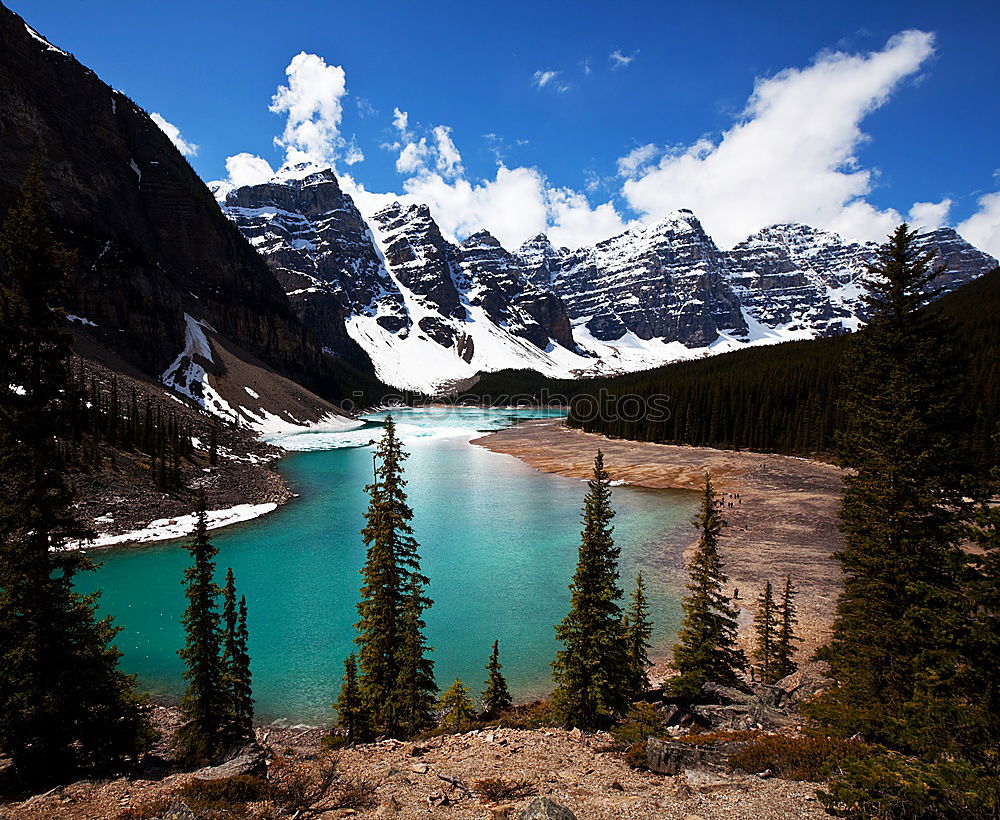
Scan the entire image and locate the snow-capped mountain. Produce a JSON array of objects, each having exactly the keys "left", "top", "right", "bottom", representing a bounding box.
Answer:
[
  {"left": 514, "top": 210, "right": 747, "bottom": 346},
  {"left": 216, "top": 164, "right": 998, "bottom": 393},
  {"left": 725, "top": 223, "right": 990, "bottom": 335},
  {"left": 217, "top": 167, "right": 596, "bottom": 390}
]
